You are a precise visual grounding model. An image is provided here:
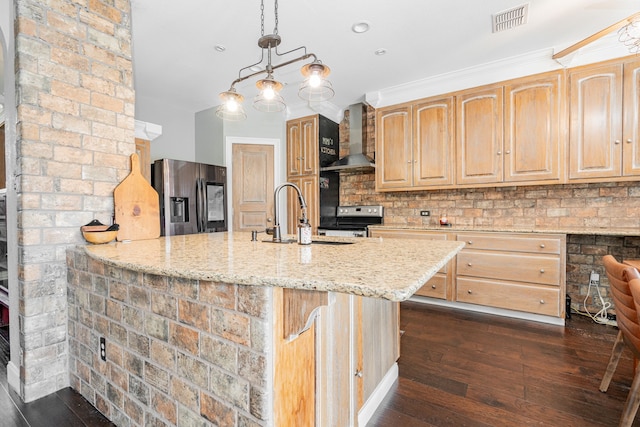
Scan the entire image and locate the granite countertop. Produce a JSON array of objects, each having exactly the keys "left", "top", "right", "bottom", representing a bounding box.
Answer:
[
  {"left": 83, "top": 232, "right": 465, "bottom": 302},
  {"left": 369, "top": 224, "right": 640, "bottom": 237}
]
